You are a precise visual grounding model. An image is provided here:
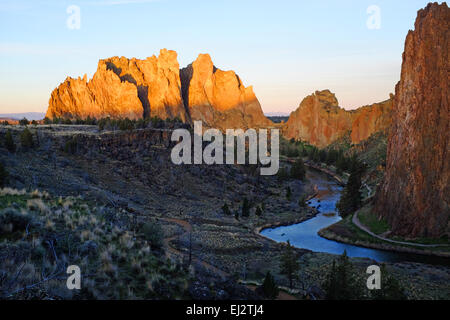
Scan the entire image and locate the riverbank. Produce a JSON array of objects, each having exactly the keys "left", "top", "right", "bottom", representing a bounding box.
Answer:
[{"left": 319, "top": 214, "right": 450, "bottom": 260}]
